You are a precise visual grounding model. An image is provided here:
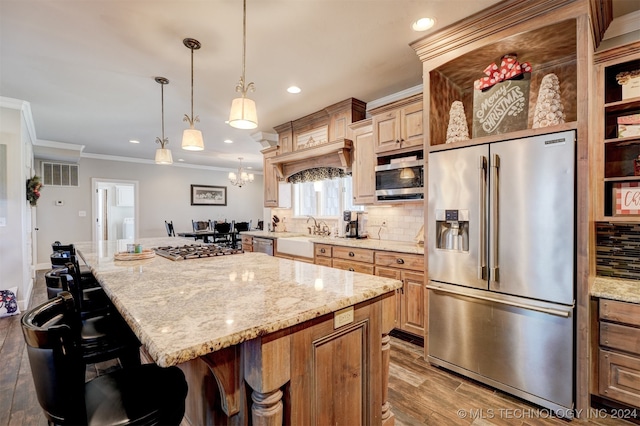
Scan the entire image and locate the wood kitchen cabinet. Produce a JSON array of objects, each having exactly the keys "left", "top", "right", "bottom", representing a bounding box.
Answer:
[
  {"left": 332, "top": 246, "right": 375, "bottom": 275},
  {"left": 375, "top": 251, "right": 425, "bottom": 337},
  {"left": 371, "top": 94, "right": 423, "bottom": 154},
  {"left": 597, "top": 298, "right": 640, "bottom": 408},
  {"left": 350, "top": 119, "right": 376, "bottom": 205},
  {"left": 313, "top": 242, "right": 425, "bottom": 338},
  {"left": 594, "top": 42, "right": 640, "bottom": 221},
  {"left": 262, "top": 146, "right": 279, "bottom": 207},
  {"left": 241, "top": 235, "right": 253, "bottom": 252}
]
